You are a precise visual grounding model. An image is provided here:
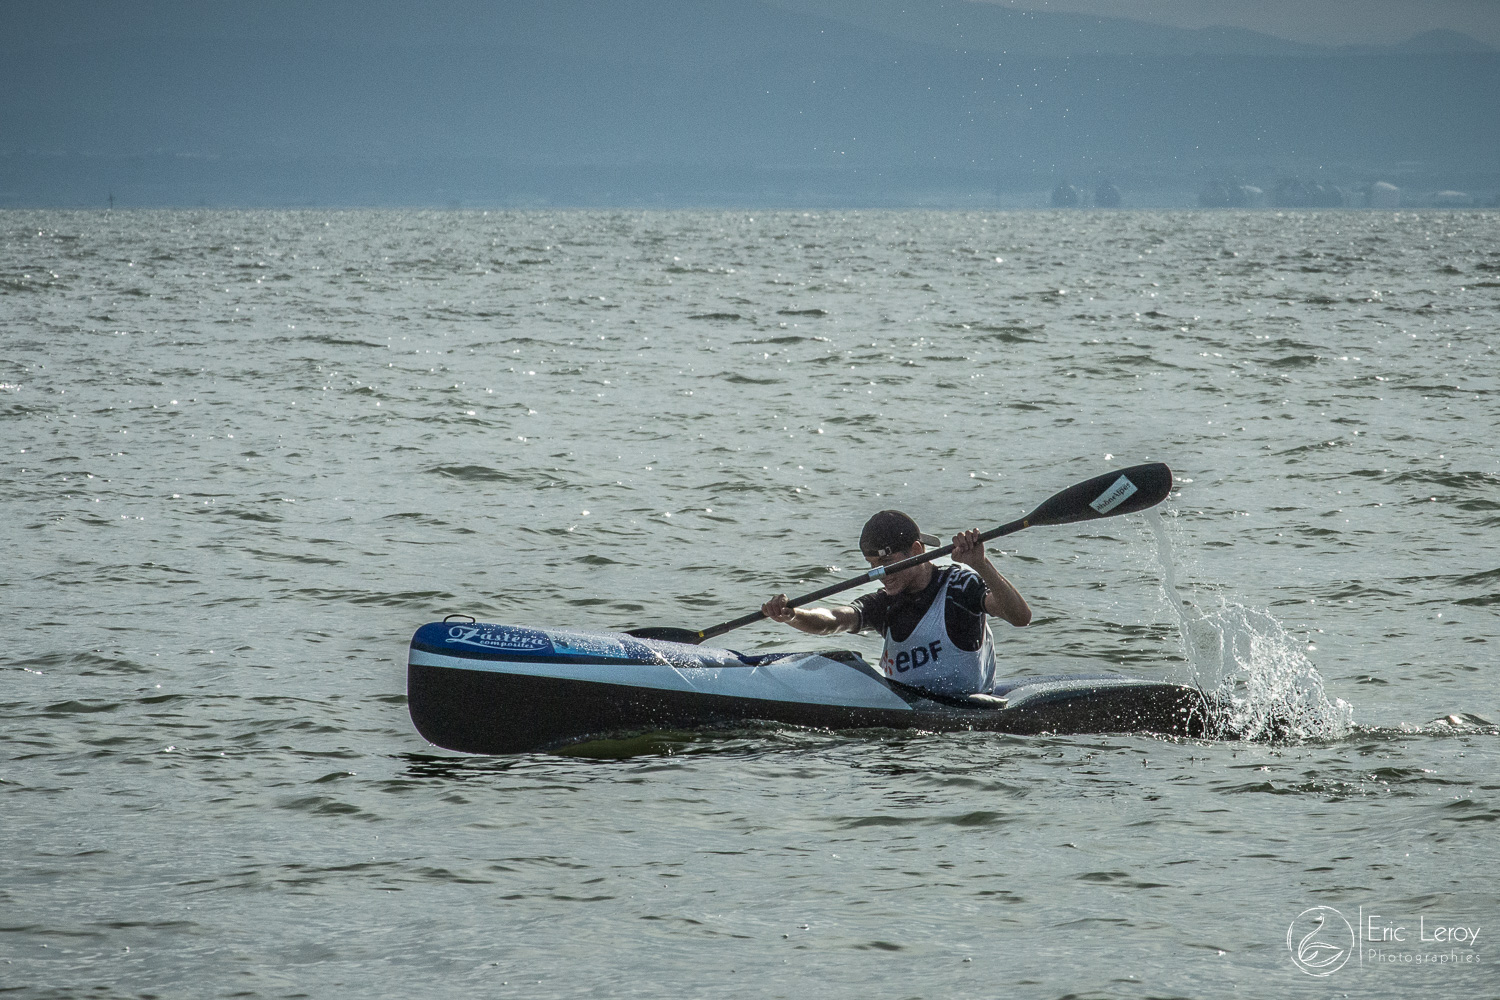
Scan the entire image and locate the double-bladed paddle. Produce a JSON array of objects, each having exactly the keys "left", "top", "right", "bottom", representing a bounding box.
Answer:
[{"left": 627, "top": 462, "right": 1173, "bottom": 646}]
